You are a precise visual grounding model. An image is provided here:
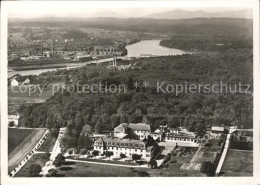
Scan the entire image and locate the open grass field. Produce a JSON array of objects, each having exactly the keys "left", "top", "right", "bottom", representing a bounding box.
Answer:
[
  {"left": 37, "top": 134, "right": 57, "bottom": 152},
  {"left": 8, "top": 128, "right": 34, "bottom": 154},
  {"left": 8, "top": 86, "right": 53, "bottom": 114},
  {"left": 15, "top": 153, "right": 47, "bottom": 177},
  {"left": 51, "top": 161, "right": 141, "bottom": 177},
  {"left": 8, "top": 128, "right": 47, "bottom": 173},
  {"left": 221, "top": 149, "right": 253, "bottom": 176}
]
